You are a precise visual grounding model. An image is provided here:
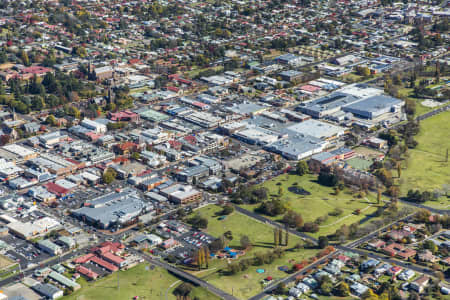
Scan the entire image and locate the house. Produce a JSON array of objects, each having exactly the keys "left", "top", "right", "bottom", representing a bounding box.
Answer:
[
  {"left": 350, "top": 282, "right": 369, "bottom": 297},
  {"left": 295, "top": 282, "right": 310, "bottom": 294},
  {"left": 288, "top": 287, "right": 302, "bottom": 298},
  {"left": 418, "top": 250, "right": 438, "bottom": 263},
  {"left": 386, "top": 229, "right": 412, "bottom": 242},
  {"left": 398, "top": 269, "right": 415, "bottom": 281},
  {"left": 367, "top": 239, "right": 386, "bottom": 250},
  {"left": 361, "top": 259, "right": 380, "bottom": 270},
  {"left": 382, "top": 243, "right": 416, "bottom": 260},
  {"left": 410, "top": 275, "right": 430, "bottom": 293},
  {"left": 441, "top": 257, "right": 450, "bottom": 266},
  {"left": 387, "top": 266, "right": 402, "bottom": 276},
  {"left": 374, "top": 263, "right": 392, "bottom": 277}
]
